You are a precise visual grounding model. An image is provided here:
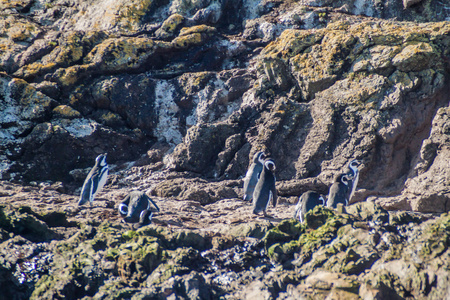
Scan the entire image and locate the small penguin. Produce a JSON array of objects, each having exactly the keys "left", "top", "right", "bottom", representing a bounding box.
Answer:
[
  {"left": 243, "top": 151, "right": 265, "bottom": 201},
  {"left": 344, "top": 159, "right": 360, "bottom": 204},
  {"left": 119, "top": 191, "right": 160, "bottom": 227},
  {"left": 78, "top": 153, "right": 109, "bottom": 206},
  {"left": 294, "top": 191, "right": 325, "bottom": 223},
  {"left": 326, "top": 173, "right": 352, "bottom": 208},
  {"left": 252, "top": 158, "right": 277, "bottom": 216}
]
